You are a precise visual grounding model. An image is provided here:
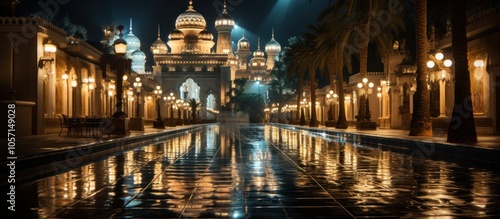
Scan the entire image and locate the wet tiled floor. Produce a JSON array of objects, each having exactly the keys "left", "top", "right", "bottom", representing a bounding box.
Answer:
[{"left": 8, "top": 124, "right": 500, "bottom": 218}]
